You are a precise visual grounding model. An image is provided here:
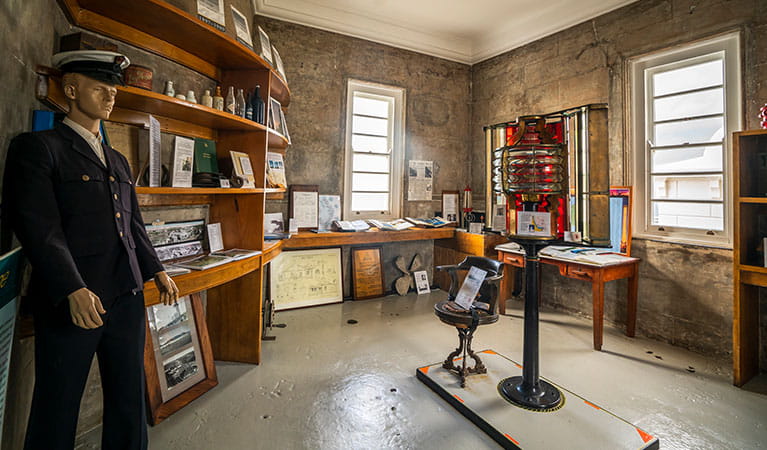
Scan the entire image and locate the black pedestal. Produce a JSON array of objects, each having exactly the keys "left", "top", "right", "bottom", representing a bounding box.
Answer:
[{"left": 498, "top": 238, "right": 564, "bottom": 411}]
